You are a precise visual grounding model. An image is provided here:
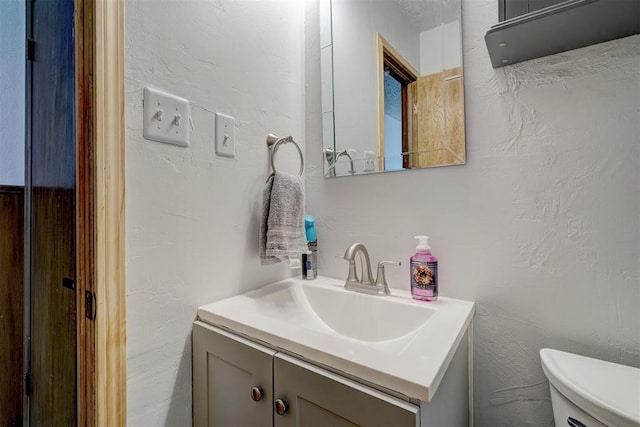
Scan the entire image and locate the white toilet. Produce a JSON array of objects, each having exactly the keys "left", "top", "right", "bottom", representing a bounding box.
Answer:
[{"left": 540, "top": 348, "right": 640, "bottom": 427}]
